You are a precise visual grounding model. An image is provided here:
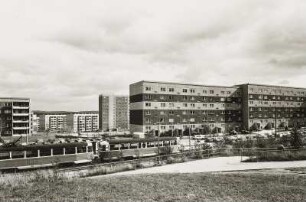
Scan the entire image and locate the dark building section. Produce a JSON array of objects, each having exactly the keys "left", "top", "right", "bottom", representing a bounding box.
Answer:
[
  {"left": 238, "top": 84, "right": 306, "bottom": 130},
  {"left": 0, "top": 98, "right": 31, "bottom": 136},
  {"left": 99, "top": 95, "right": 110, "bottom": 131}
]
